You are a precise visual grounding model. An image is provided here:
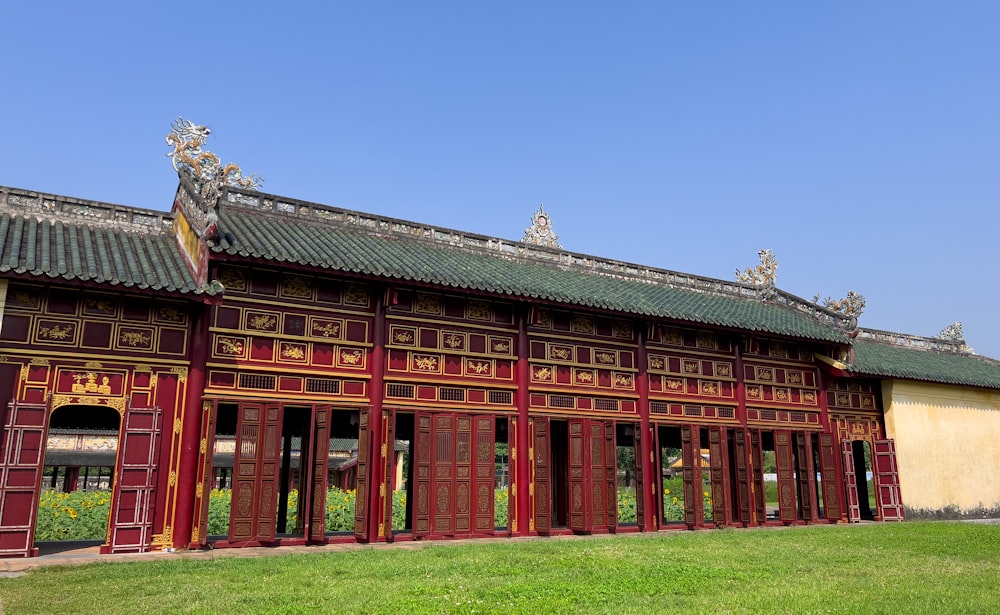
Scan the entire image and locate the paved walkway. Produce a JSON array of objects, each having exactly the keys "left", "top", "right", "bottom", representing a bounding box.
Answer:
[{"left": 0, "top": 534, "right": 558, "bottom": 577}]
